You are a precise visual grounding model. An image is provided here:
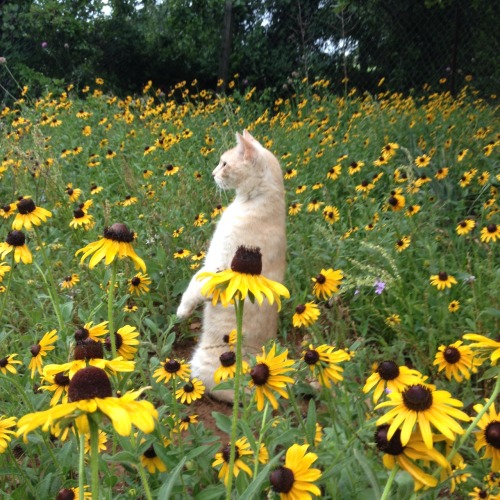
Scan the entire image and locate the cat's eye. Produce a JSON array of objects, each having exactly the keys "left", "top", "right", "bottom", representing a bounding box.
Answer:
[{"left": 221, "top": 161, "right": 227, "bottom": 168}]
